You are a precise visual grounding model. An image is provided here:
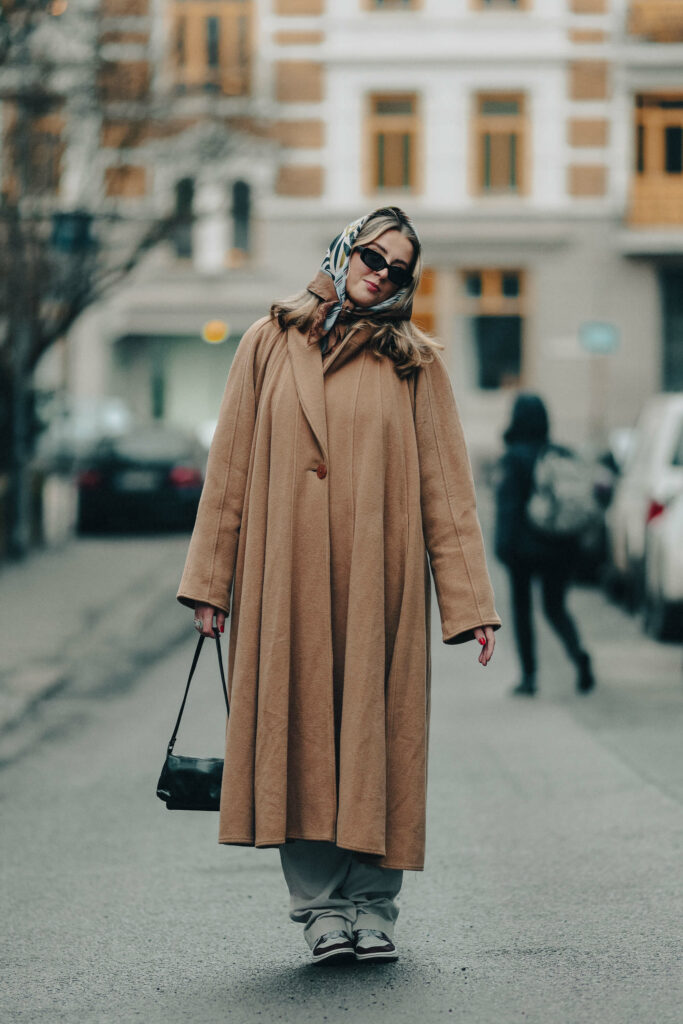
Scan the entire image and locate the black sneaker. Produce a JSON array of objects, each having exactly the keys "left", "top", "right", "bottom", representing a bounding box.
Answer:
[
  {"left": 512, "top": 674, "right": 536, "bottom": 696},
  {"left": 577, "top": 653, "right": 595, "bottom": 693},
  {"left": 311, "top": 930, "right": 355, "bottom": 963}
]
